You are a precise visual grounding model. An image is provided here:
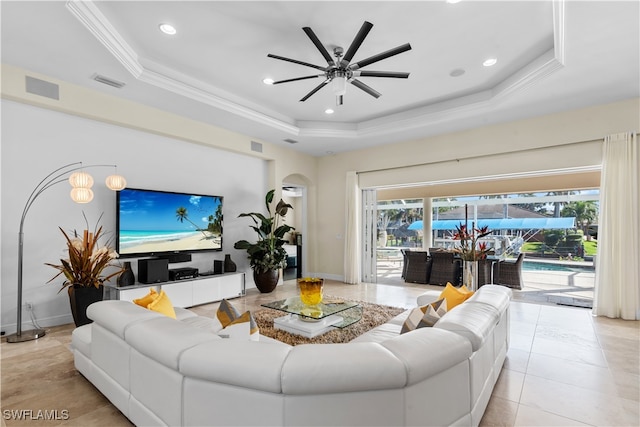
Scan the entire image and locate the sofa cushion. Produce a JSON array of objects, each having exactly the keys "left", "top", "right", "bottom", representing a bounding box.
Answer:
[
  {"left": 174, "top": 306, "right": 197, "bottom": 320},
  {"left": 125, "top": 316, "right": 220, "bottom": 370},
  {"left": 381, "top": 328, "right": 472, "bottom": 386},
  {"left": 351, "top": 322, "right": 402, "bottom": 344},
  {"left": 416, "top": 290, "right": 442, "bottom": 306},
  {"left": 468, "top": 284, "right": 512, "bottom": 312},
  {"left": 180, "top": 315, "right": 223, "bottom": 333},
  {"left": 434, "top": 302, "right": 499, "bottom": 351},
  {"left": 281, "top": 342, "right": 407, "bottom": 394},
  {"left": 180, "top": 339, "right": 292, "bottom": 393},
  {"left": 87, "top": 300, "right": 162, "bottom": 339},
  {"left": 401, "top": 298, "right": 447, "bottom": 334},
  {"left": 71, "top": 323, "right": 92, "bottom": 357},
  {"left": 386, "top": 309, "right": 411, "bottom": 327}
]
